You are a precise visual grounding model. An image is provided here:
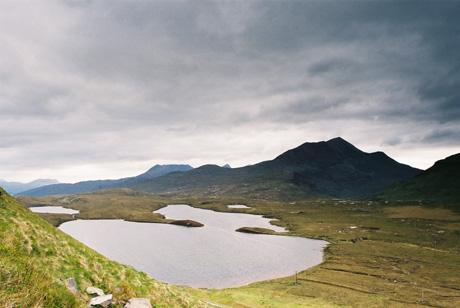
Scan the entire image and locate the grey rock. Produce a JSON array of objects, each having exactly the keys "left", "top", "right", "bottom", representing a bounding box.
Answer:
[
  {"left": 86, "top": 286, "right": 105, "bottom": 297},
  {"left": 65, "top": 278, "right": 79, "bottom": 294},
  {"left": 124, "top": 298, "right": 152, "bottom": 308},
  {"left": 89, "top": 294, "right": 112, "bottom": 307}
]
